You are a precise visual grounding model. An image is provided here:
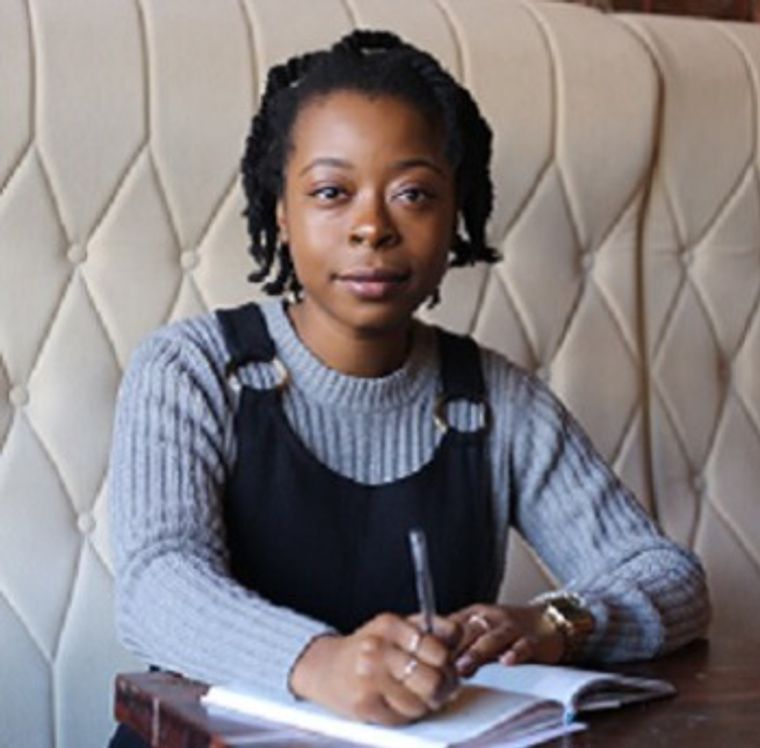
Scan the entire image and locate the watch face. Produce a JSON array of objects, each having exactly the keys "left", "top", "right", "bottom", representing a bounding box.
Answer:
[{"left": 548, "top": 596, "right": 595, "bottom": 636}]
